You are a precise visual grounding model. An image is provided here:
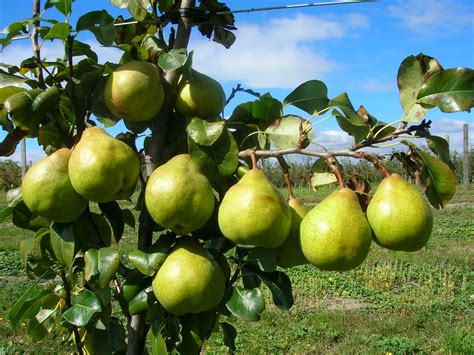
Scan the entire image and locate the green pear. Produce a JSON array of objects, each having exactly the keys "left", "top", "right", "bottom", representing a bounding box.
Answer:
[
  {"left": 152, "top": 238, "right": 225, "bottom": 315},
  {"left": 21, "top": 148, "right": 88, "bottom": 223},
  {"left": 104, "top": 60, "right": 164, "bottom": 122},
  {"left": 277, "top": 197, "right": 309, "bottom": 268},
  {"left": 366, "top": 173, "right": 433, "bottom": 251},
  {"left": 69, "top": 127, "right": 140, "bottom": 203},
  {"left": 175, "top": 70, "right": 225, "bottom": 118},
  {"left": 300, "top": 188, "right": 372, "bottom": 271},
  {"left": 145, "top": 154, "right": 215, "bottom": 235},
  {"left": 218, "top": 169, "right": 291, "bottom": 248}
]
